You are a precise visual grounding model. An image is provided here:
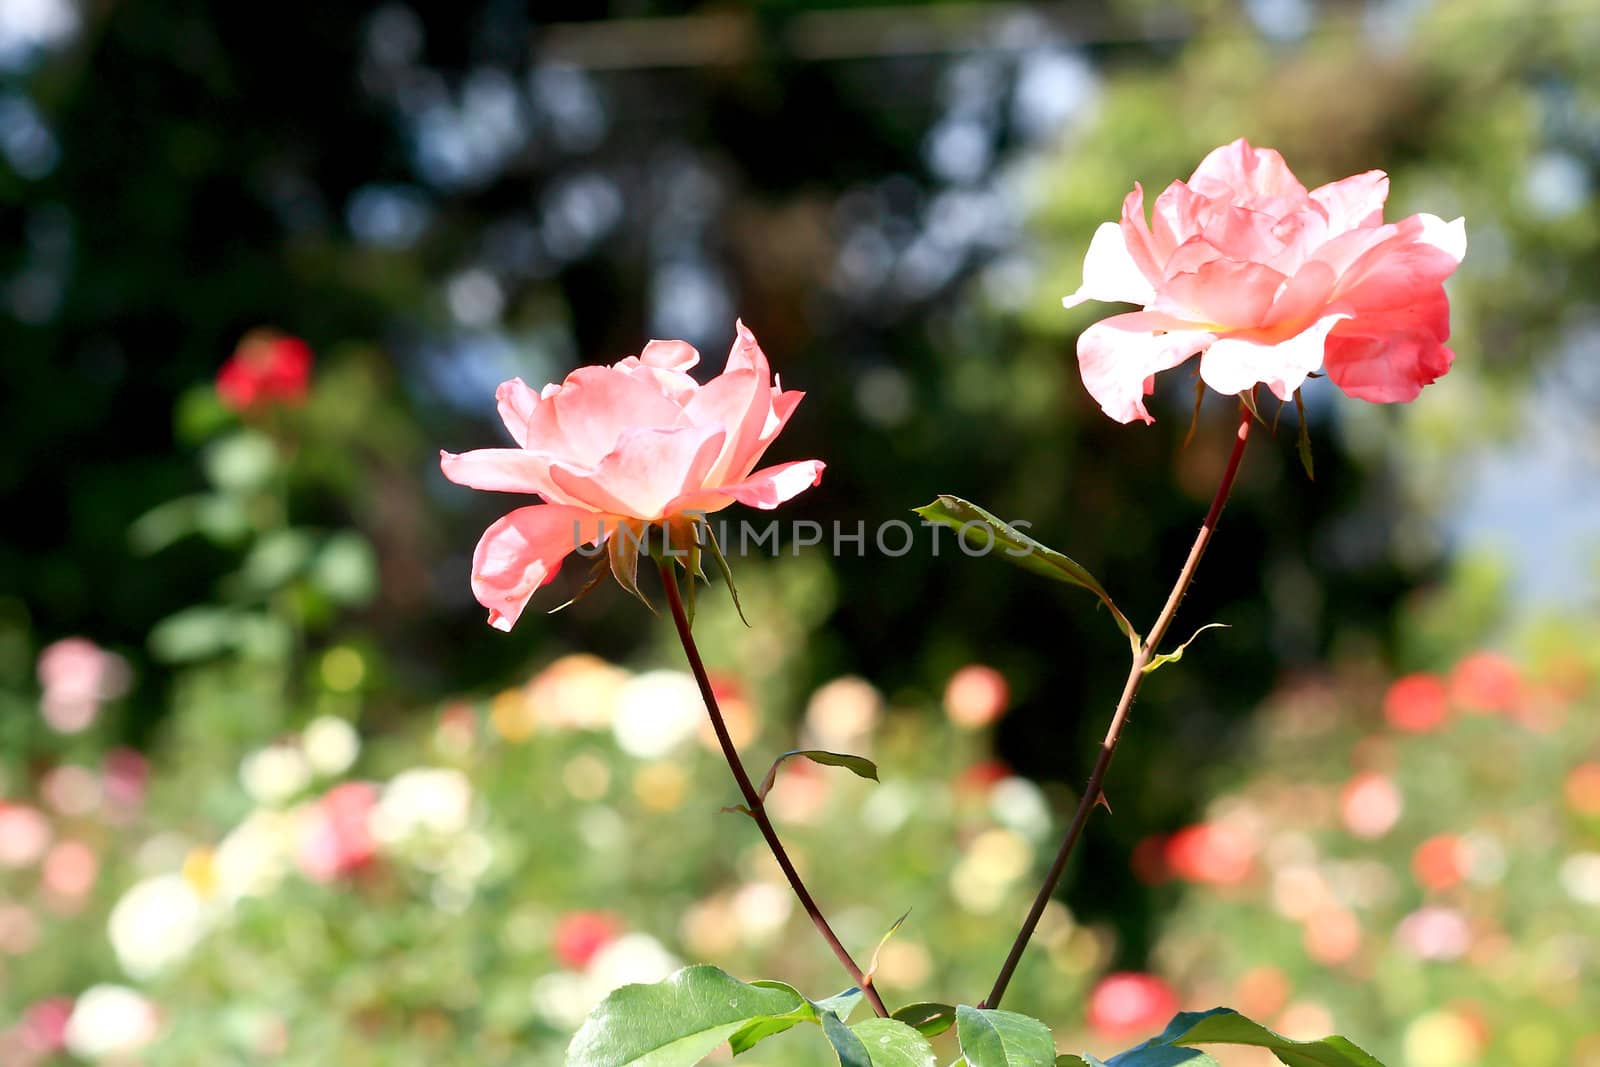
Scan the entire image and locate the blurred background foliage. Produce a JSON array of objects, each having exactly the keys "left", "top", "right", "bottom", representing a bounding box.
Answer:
[{"left": 0, "top": 0, "right": 1597, "bottom": 1062}]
